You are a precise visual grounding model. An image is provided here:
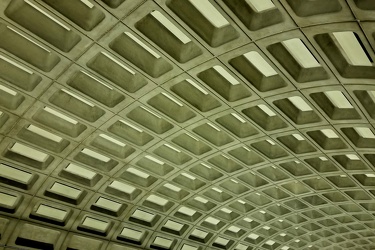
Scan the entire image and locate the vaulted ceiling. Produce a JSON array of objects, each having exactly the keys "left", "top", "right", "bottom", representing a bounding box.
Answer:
[{"left": 1, "top": 0, "right": 375, "bottom": 249}]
